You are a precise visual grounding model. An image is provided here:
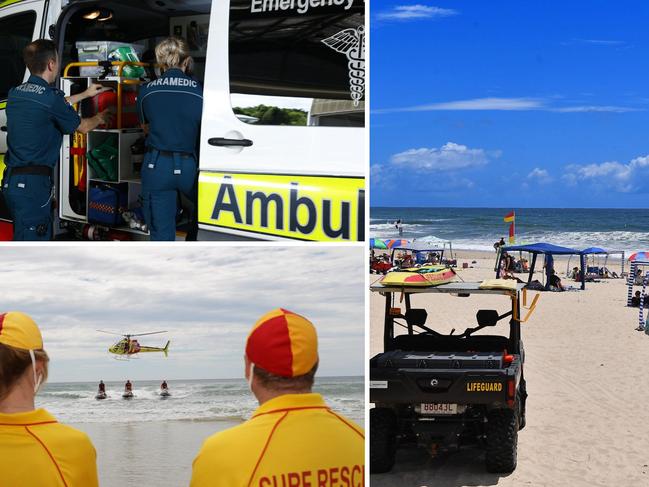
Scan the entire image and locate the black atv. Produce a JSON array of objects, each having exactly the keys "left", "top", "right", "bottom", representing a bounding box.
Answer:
[{"left": 370, "top": 281, "right": 539, "bottom": 474}]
